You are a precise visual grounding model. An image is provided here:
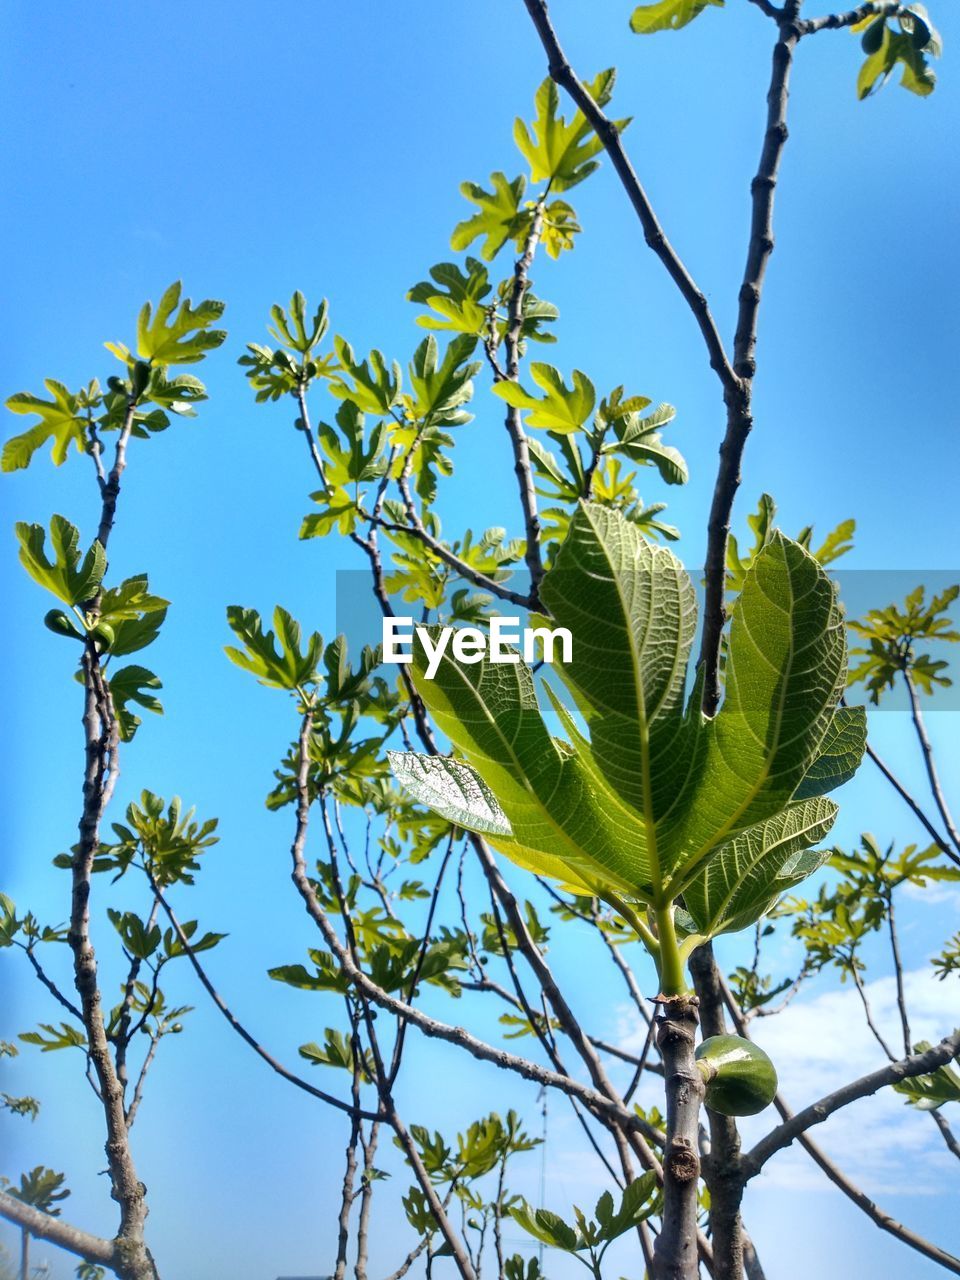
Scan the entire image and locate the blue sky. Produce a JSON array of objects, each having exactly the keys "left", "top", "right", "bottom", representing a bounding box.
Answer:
[{"left": 2, "top": 1, "right": 959, "bottom": 1277}]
